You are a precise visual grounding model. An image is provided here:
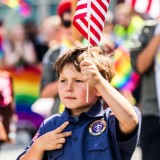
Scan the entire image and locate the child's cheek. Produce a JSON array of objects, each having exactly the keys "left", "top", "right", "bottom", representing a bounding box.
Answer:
[{"left": 78, "top": 87, "right": 87, "bottom": 100}]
